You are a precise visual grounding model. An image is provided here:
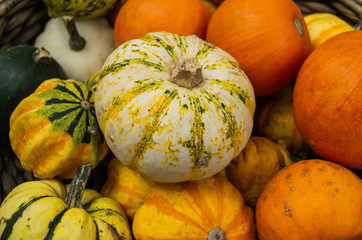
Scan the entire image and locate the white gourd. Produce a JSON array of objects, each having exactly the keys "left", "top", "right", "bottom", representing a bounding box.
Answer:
[
  {"left": 95, "top": 31, "right": 256, "bottom": 183},
  {"left": 34, "top": 17, "right": 114, "bottom": 83}
]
